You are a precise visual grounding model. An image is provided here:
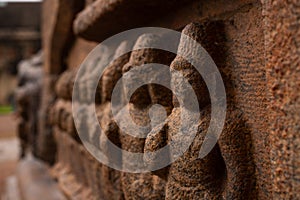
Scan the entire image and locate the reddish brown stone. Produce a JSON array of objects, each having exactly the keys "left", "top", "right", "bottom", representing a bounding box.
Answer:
[
  {"left": 42, "top": 0, "right": 83, "bottom": 74},
  {"left": 104, "top": 33, "right": 176, "bottom": 200},
  {"left": 264, "top": 0, "right": 300, "bottom": 199},
  {"left": 73, "top": 0, "right": 193, "bottom": 42},
  {"left": 96, "top": 41, "right": 133, "bottom": 200},
  {"left": 55, "top": 69, "right": 77, "bottom": 101},
  {"left": 65, "top": 38, "right": 98, "bottom": 70},
  {"left": 37, "top": 0, "right": 300, "bottom": 199},
  {"left": 36, "top": 75, "right": 58, "bottom": 164},
  {"left": 145, "top": 22, "right": 256, "bottom": 199}
]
